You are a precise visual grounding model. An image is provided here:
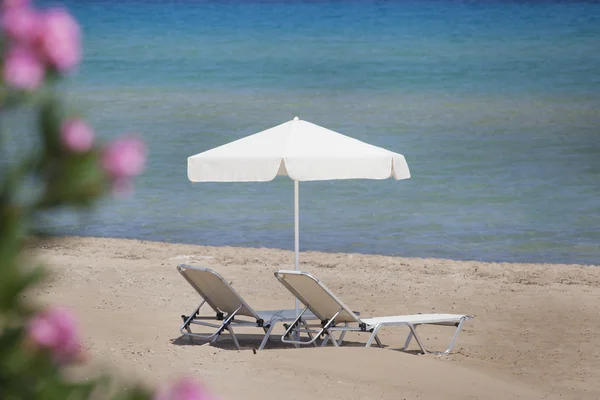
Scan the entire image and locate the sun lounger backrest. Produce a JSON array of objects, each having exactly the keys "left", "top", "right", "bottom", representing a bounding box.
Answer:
[
  {"left": 177, "top": 265, "right": 257, "bottom": 319},
  {"left": 275, "top": 270, "right": 359, "bottom": 323}
]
